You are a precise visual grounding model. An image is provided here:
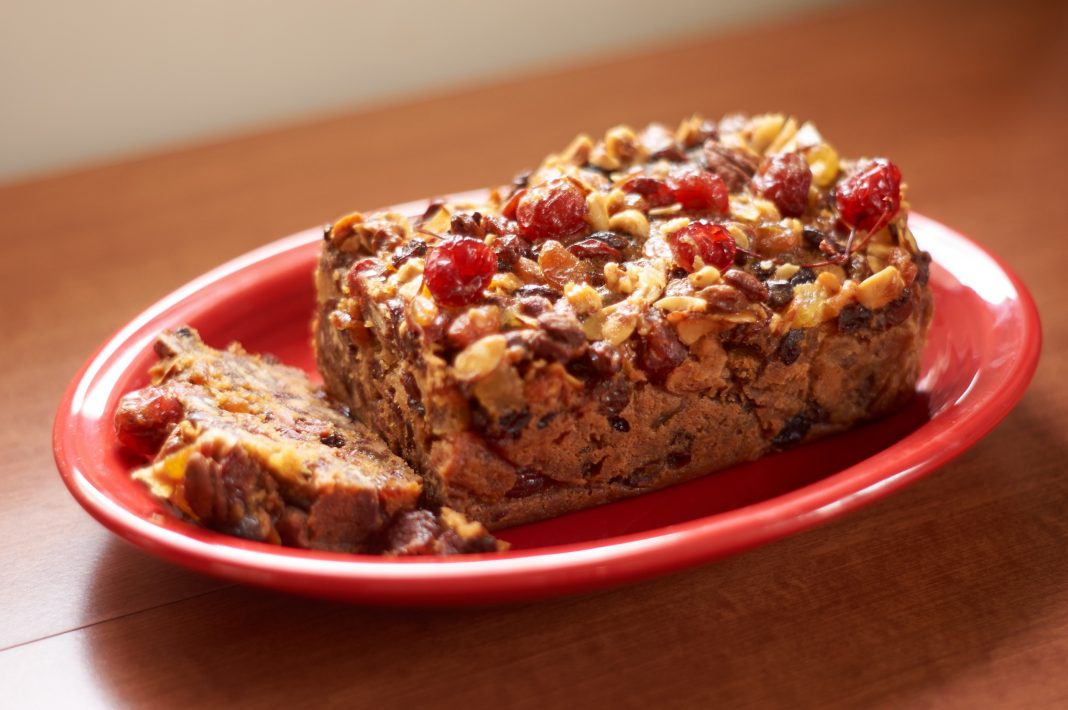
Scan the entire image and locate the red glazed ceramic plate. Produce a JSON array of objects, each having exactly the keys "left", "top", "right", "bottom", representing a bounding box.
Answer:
[{"left": 53, "top": 204, "right": 1041, "bottom": 605}]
